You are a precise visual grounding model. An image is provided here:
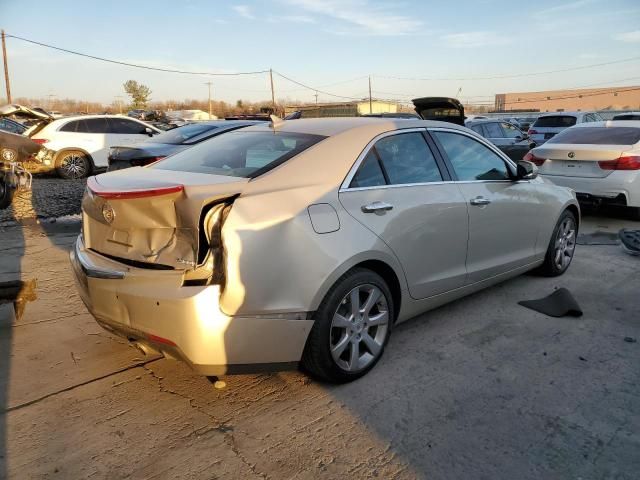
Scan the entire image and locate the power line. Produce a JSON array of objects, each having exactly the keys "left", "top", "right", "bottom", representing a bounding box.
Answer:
[
  {"left": 273, "top": 71, "right": 363, "bottom": 100},
  {"left": 375, "top": 56, "right": 640, "bottom": 81},
  {"left": 5, "top": 33, "right": 269, "bottom": 76}
]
